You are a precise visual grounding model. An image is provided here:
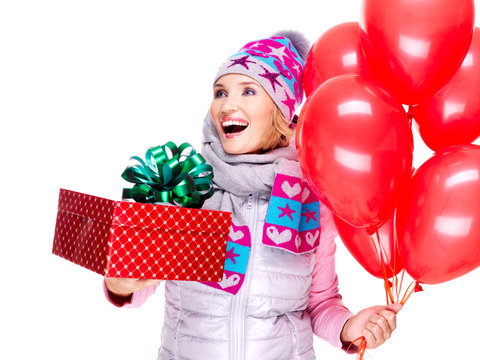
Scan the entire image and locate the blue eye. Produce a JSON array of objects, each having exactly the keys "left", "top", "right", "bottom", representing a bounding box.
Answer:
[{"left": 244, "top": 88, "right": 256, "bottom": 96}]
